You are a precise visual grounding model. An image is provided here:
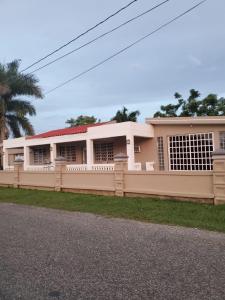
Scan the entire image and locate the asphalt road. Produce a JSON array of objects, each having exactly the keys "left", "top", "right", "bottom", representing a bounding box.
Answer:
[{"left": 0, "top": 203, "right": 225, "bottom": 300}]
